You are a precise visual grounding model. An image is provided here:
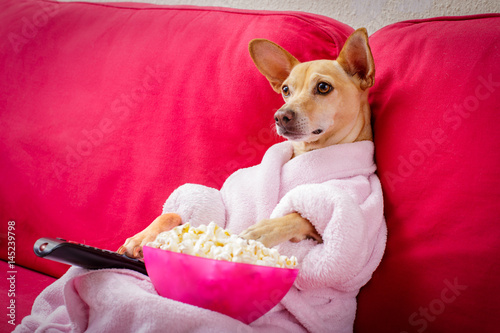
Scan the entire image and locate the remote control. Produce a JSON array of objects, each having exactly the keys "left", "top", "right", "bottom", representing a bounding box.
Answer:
[{"left": 34, "top": 237, "right": 147, "bottom": 275}]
